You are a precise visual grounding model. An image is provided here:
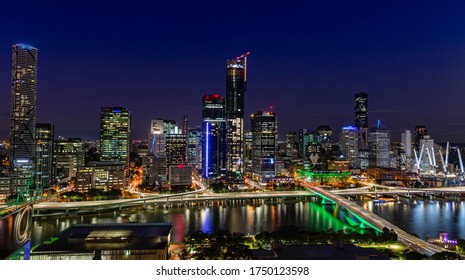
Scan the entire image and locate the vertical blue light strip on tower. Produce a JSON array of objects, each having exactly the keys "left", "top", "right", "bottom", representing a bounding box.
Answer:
[{"left": 204, "top": 122, "right": 210, "bottom": 178}]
